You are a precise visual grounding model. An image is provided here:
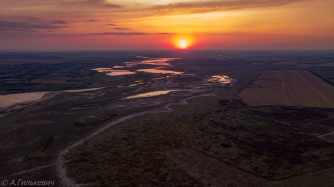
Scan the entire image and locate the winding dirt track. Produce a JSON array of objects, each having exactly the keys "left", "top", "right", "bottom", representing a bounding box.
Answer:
[{"left": 0, "top": 163, "right": 56, "bottom": 180}]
